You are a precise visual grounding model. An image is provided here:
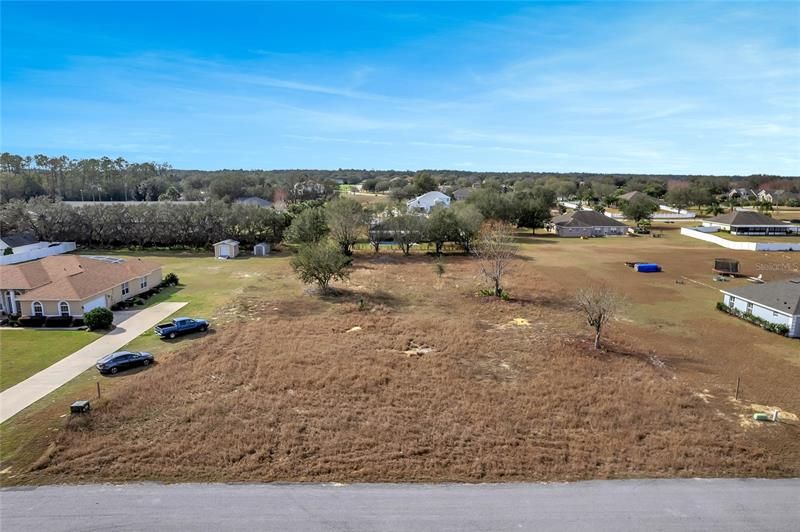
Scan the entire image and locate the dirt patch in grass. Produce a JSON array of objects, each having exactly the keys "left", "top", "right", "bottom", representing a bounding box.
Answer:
[{"left": 6, "top": 254, "right": 796, "bottom": 484}]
